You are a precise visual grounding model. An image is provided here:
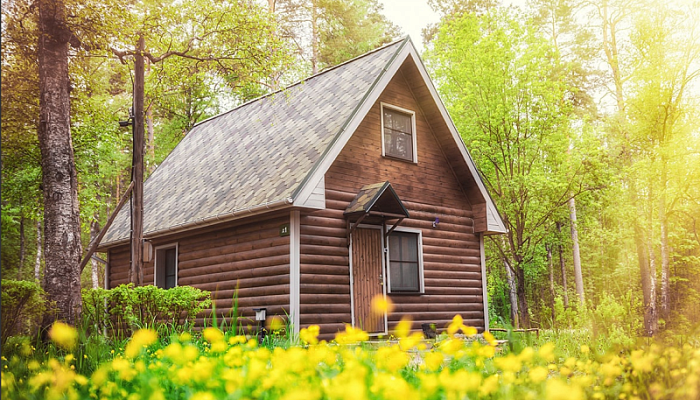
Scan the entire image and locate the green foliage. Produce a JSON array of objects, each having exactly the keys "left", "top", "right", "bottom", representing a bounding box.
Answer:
[
  {"left": 1, "top": 280, "right": 47, "bottom": 346},
  {"left": 81, "top": 284, "right": 211, "bottom": 338}
]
